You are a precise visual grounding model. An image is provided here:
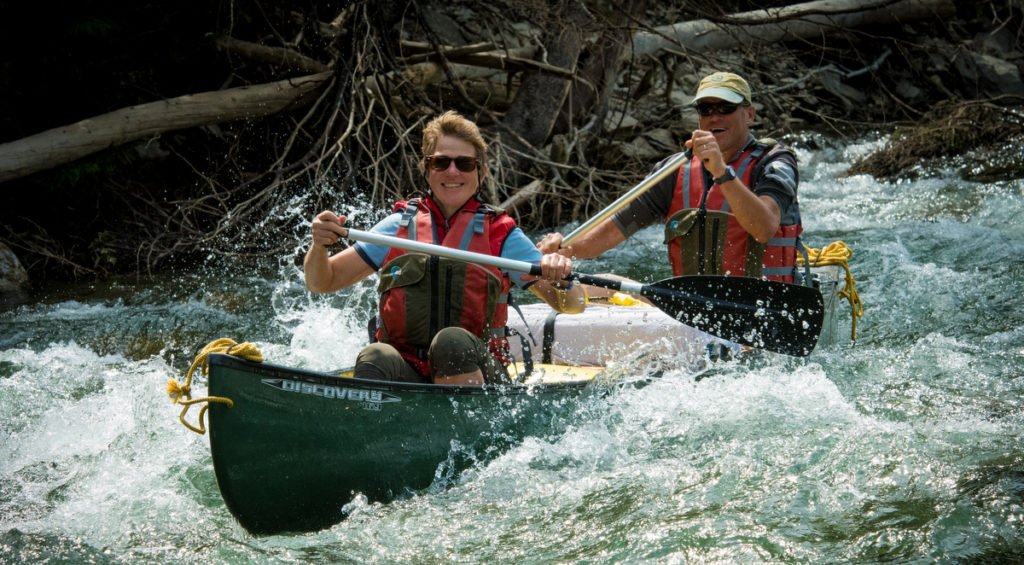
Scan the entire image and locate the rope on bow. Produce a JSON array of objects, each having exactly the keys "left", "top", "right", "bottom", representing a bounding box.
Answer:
[{"left": 166, "top": 338, "right": 263, "bottom": 434}]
